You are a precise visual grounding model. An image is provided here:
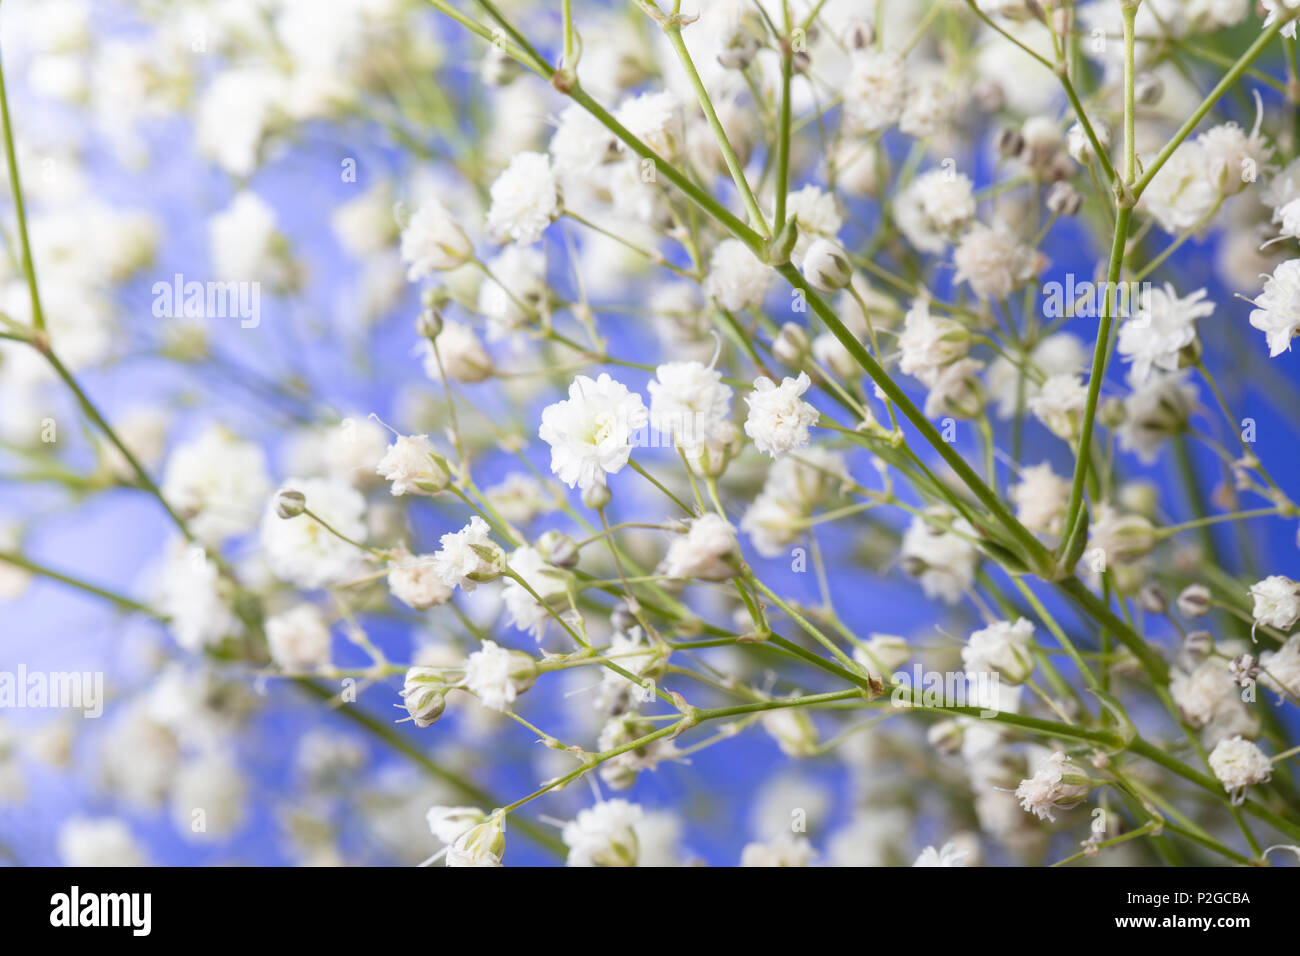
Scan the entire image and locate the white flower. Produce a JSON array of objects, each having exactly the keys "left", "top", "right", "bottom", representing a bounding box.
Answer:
[
  {"left": 1067, "top": 120, "right": 1111, "bottom": 165},
  {"left": 953, "top": 222, "right": 1035, "bottom": 300},
  {"left": 446, "top": 812, "right": 505, "bottom": 867},
  {"left": 783, "top": 184, "right": 843, "bottom": 264},
  {"left": 376, "top": 433, "right": 449, "bottom": 496},
  {"left": 539, "top": 373, "right": 648, "bottom": 491},
  {"left": 893, "top": 170, "right": 976, "bottom": 254},
  {"left": 387, "top": 548, "right": 453, "bottom": 610},
  {"left": 157, "top": 540, "right": 238, "bottom": 652},
  {"left": 1011, "top": 462, "right": 1071, "bottom": 536},
  {"left": 1199, "top": 107, "right": 1272, "bottom": 197},
  {"left": 562, "top": 799, "right": 643, "bottom": 867},
  {"left": 1117, "top": 371, "right": 1198, "bottom": 463},
  {"left": 900, "top": 75, "right": 956, "bottom": 141},
  {"left": 801, "top": 238, "right": 853, "bottom": 292},
  {"left": 1118, "top": 284, "right": 1213, "bottom": 383},
  {"left": 420, "top": 321, "right": 492, "bottom": 383},
  {"left": 209, "top": 191, "right": 292, "bottom": 287},
  {"left": 1171, "top": 661, "right": 1242, "bottom": 727},
  {"left": 743, "top": 373, "right": 820, "bottom": 458},
  {"left": 463, "top": 639, "right": 536, "bottom": 712},
  {"left": 740, "top": 835, "right": 814, "bottom": 867},
  {"left": 477, "top": 245, "right": 546, "bottom": 340},
  {"left": 1015, "top": 751, "right": 1091, "bottom": 822},
  {"left": 900, "top": 511, "right": 979, "bottom": 604},
  {"left": 844, "top": 49, "right": 906, "bottom": 132},
  {"left": 550, "top": 103, "right": 618, "bottom": 175},
  {"left": 431, "top": 516, "right": 501, "bottom": 593},
  {"left": 989, "top": 333, "right": 1086, "bottom": 418},
  {"left": 1028, "top": 373, "right": 1088, "bottom": 440},
  {"left": 962, "top": 617, "right": 1036, "bottom": 684},
  {"left": 399, "top": 199, "right": 472, "bottom": 278},
  {"left": 261, "top": 477, "right": 368, "bottom": 589},
  {"left": 761, "top": 705, "right": 819, "bottom": 756},
  {"left": 162, "top": 426, "right": 272, "bottom": 544},
  {"left": 1208, "top": 736, "right": 1272, "bottom": 796},
  {"left": 265, "top": 603, "right": 331, "bottom": 672},
  {"left": 614, "top": 90, "right": 680, "bottom": 157},
  {"left": 1249, "top": 258, "right": 1300, "bottom": 357},
  {"left": 897, "top": 298, "right": 972, "bottom": 386},
  {"left": 662, "top": 513, "right": 739, "bottom": 581},
  {"left": 1141, "top": 141, "right": 1217, "bottom": 233},
  {"left": 196, "top": 67, "right": 284, "bottom": 177},
  {"left": 1260, "top": 634, "right": 1300, "bottom": 697},
  {"left": 501, "top": 546, "right": 567, "bottom": 638},
  {"left": 923, "top": 358, "right": 986, "bottom": 419},
  {"left": 57, "top": 817, "right": 148, "bottom": 867},
  {"left": 486, "top": 151, "right": 561, "bottom": 244},
  {"left": 913, "top": 842, "right": 968, "bottom": 867},
  {"left": 741, "top": 492, "right": 806, "bottom": 558},
  {"left": 171, "top": 751, "right": 246, "bottom": 840},
  {"left": 426, "top": 806, "right": 486, "bottom": 846},
  {"left": 852, "top": 634, "right": 911, "bottom": 682},
  {"left": 648, "top": 360, "right": 732, "bottom": 451},
  {"left": 703, "top": 238, "right": 771, "bottom": 312},
  {"left": 1263, "top": 0, "right": 1300, "bottom": 40},
  {"left": 401, "top": 666, "right": 448, "bottom": 727},
  {"left": 1249, "top": 575, "right": 1300, "bottom": 631}
]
